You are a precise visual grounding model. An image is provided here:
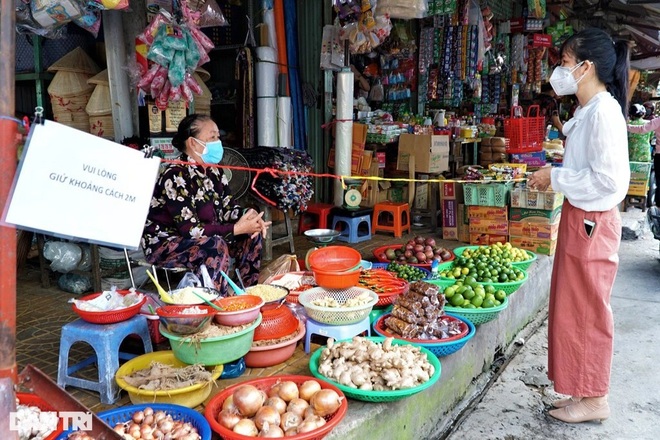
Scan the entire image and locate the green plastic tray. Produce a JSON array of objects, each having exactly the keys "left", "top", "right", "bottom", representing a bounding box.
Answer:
[
  {"left": 160, "top": 314, "right": 262, "bottom": 366},
  {"left": 435, "top": 262, "right": 528, "bottom": 295},
  {"left": 452, "top": 246, "right": 537, "bottom": 270},
  {"left": 444, "top": 295, "right": 509, "bottom": 326},
  {"left": 309, "top": 337, "right": 442, "bottom": 402}
]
